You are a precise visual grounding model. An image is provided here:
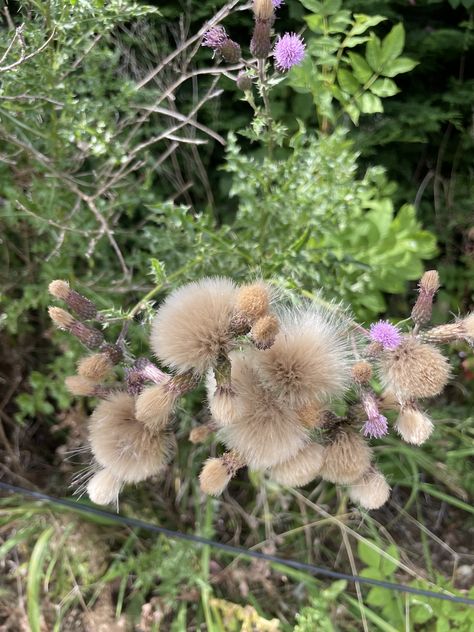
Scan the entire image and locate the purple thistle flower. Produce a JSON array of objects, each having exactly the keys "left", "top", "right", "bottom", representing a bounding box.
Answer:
[
  {"left": 273, "top": 0, "right": 285, "bottom": 8},
  {"left": 361, "top": 391, "right": 389, "bottom": 439},
  {"left": 202, "top": 26, "right": 227, "bottom": 50},
  {"left": 369, "top": 320, "right": 402, "bottom": 350},
  {"left": 273, "top": 32, "right": 305, "bottom": 72}
]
